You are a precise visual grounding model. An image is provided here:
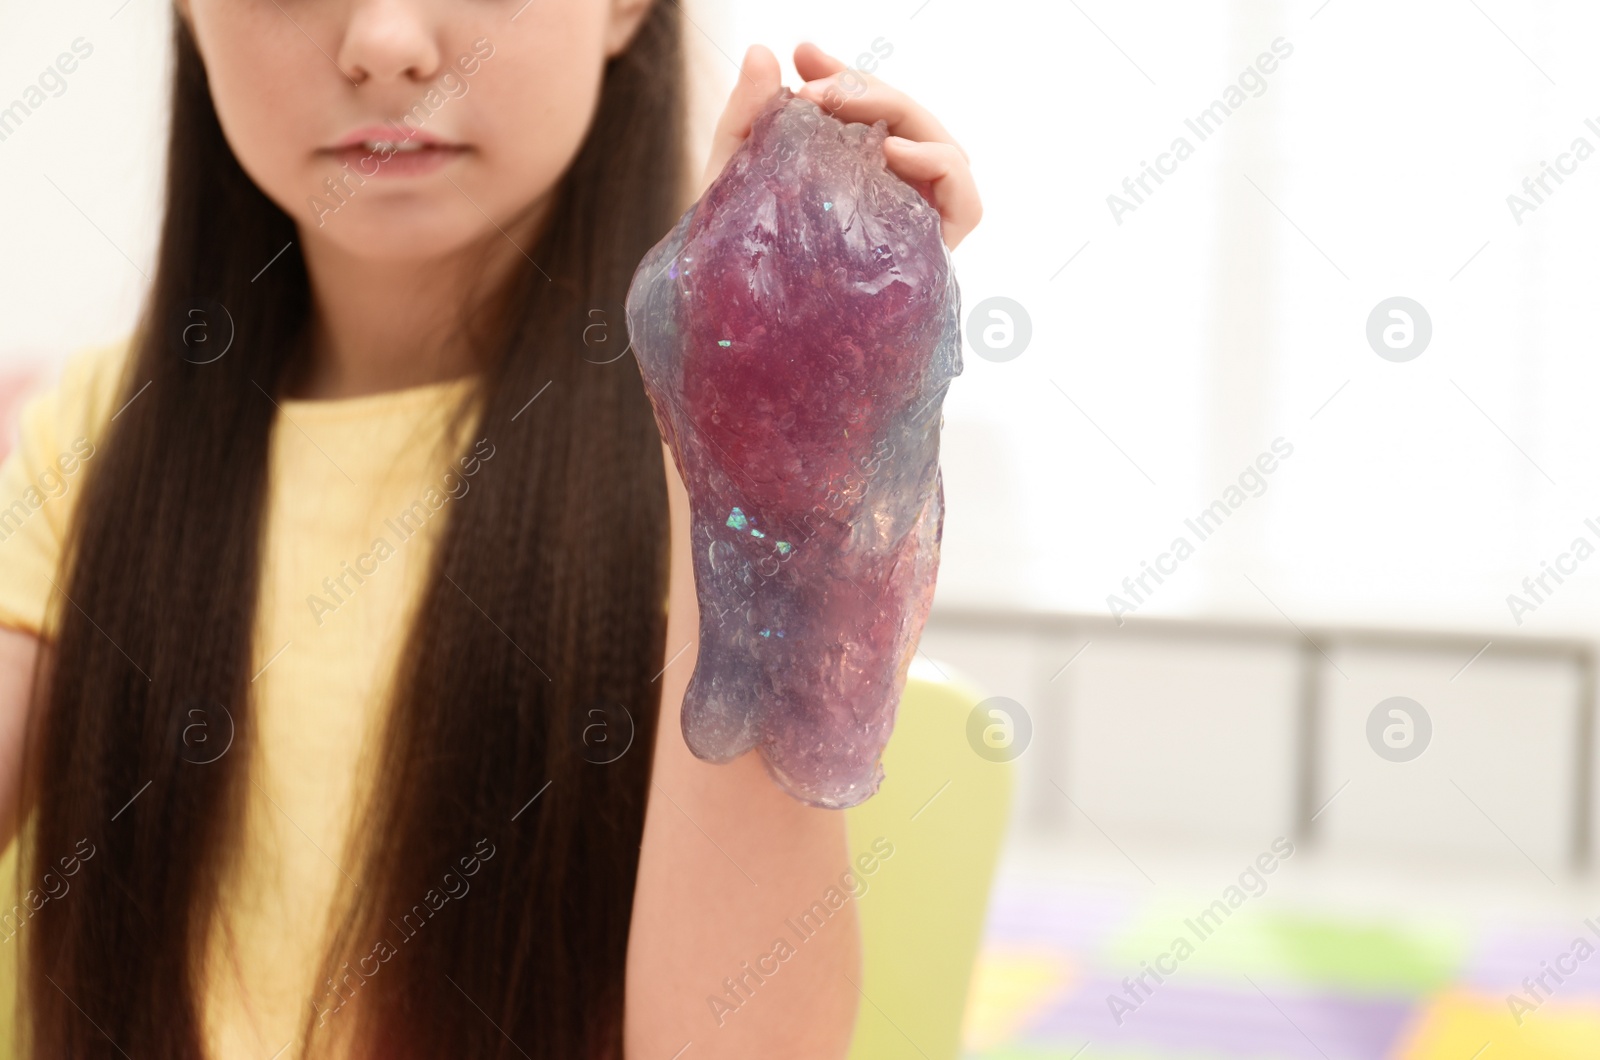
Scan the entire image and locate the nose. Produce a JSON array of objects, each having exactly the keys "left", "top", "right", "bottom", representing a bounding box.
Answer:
[{"left": 335, "top": 0, "right": 443, "bottom": 87}]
